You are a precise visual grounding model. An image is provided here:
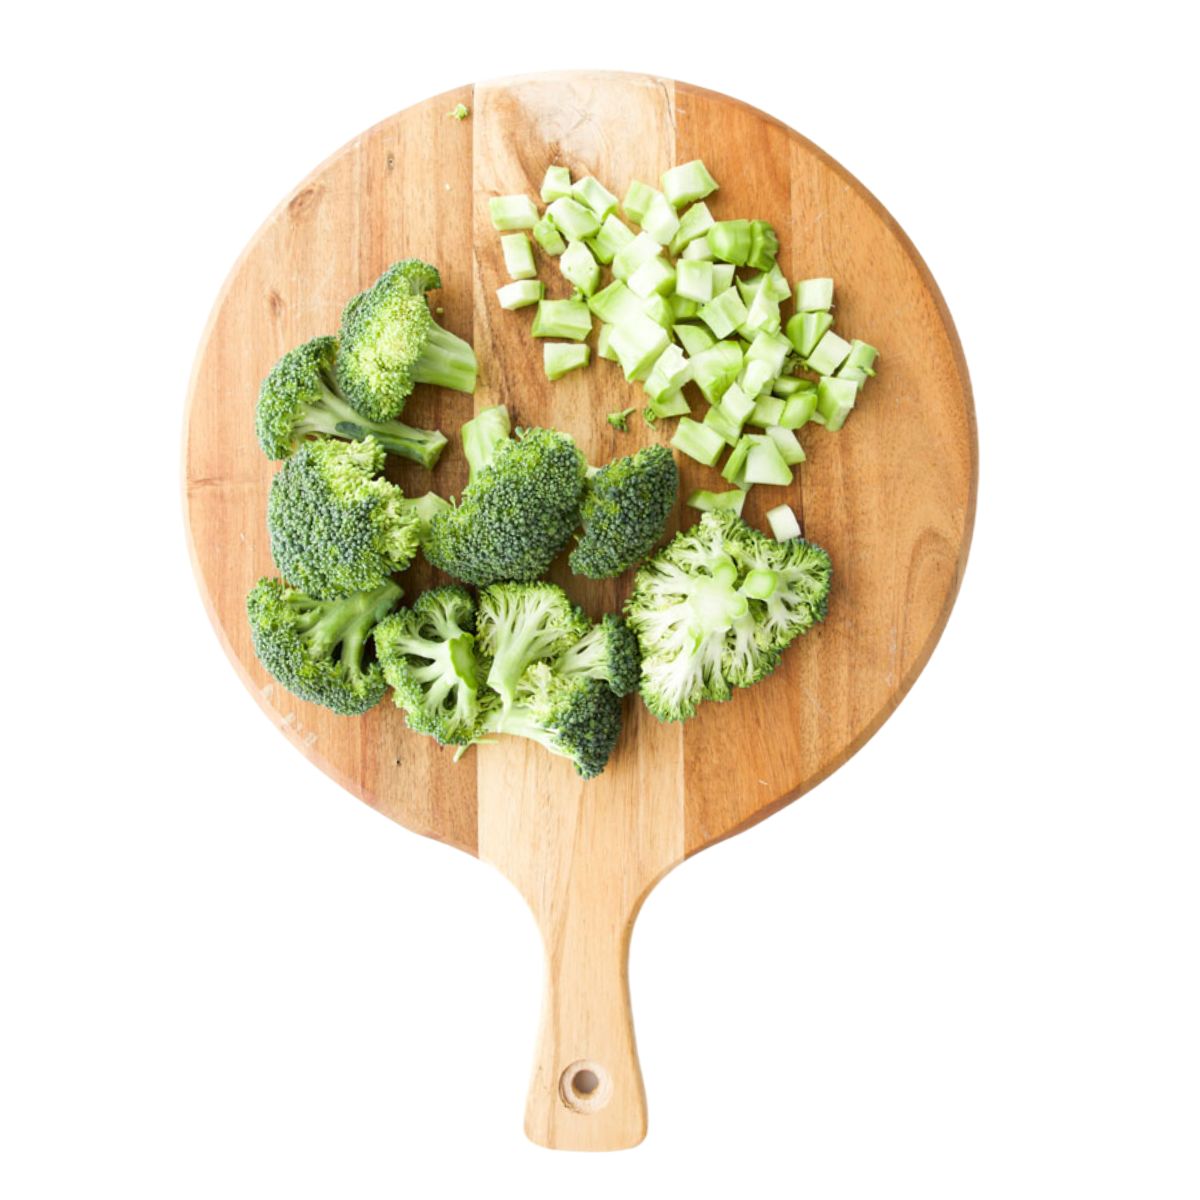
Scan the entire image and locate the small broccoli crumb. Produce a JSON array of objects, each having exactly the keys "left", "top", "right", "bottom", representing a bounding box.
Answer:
[
  {"left": 448, "top": 103, "right": 470, "bottom": 121},
  {"left": 607, "top": 406, "right": 636, "bottom": 432},
  {"left": 641, "top": 408, "right": 659, "bottom": 429}
]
